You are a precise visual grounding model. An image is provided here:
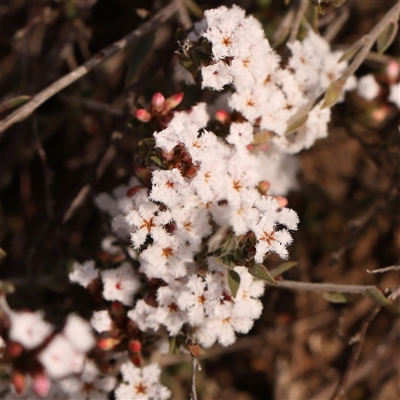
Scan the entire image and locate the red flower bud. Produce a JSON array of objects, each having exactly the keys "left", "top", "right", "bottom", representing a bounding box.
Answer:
[
  {"left": 257, "top": 181, "right": 270, "bottom": 195},
  {"left": 215, "top": 110, "right": 230, "bottom": 124},
  {"left": 134, "top": 109, "right": 152, "bottom": 123},
  {"left": 12, "top": 370, "right": 26, "bottom": 395},
  {"left": 164, "top": 92, "right": 184, "bottom": 112},
  {"left": 97, "top": 337, "right": 121, "bottom": 351},
  {"left": 128, "top": 339, "right": 142, "bottom": 354},
  {"left": 8, "top": 341, "right": 23, "bottom": 358}
]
